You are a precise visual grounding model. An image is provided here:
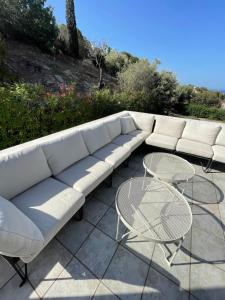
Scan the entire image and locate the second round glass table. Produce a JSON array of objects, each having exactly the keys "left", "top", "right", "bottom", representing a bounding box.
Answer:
[{"left": 143, "top": 152, "right": 195, "bottom": 191}]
